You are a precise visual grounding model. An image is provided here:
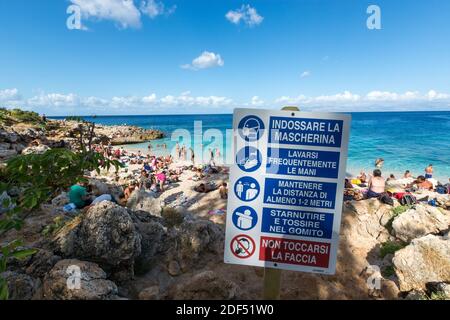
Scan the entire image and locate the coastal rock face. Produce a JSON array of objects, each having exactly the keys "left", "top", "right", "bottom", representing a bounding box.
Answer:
[
  {"left": 53, "top": 202, "right": 141, "bottom": 281},
  {"left": 392, "top": 234, "right": 450, "bottom": 292},
  {"left": 168, "top": 271, "right": 240, "bottom": 300},
  {"left": 392, "top": 204, "right": 450, "bottom": 242},
  {"left": 94, "top": 124, "right": 164, "bottom": 145},
  {"left": 43, "top": 259, "right": 119, "bottom": 300}
]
